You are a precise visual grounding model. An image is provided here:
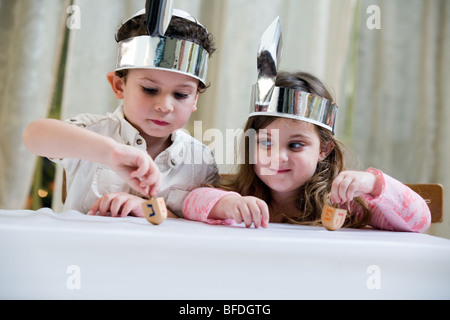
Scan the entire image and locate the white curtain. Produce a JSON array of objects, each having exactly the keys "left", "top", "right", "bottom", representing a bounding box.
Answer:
[
  {"left": 1, "top": 0, "right": 449, "bottom": 238},
  {"left": 0, "top": 0, "right": 69, "bottom": 209},
  {"left": 341, "top": 0, "right": 450, "bottom": 238}
]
